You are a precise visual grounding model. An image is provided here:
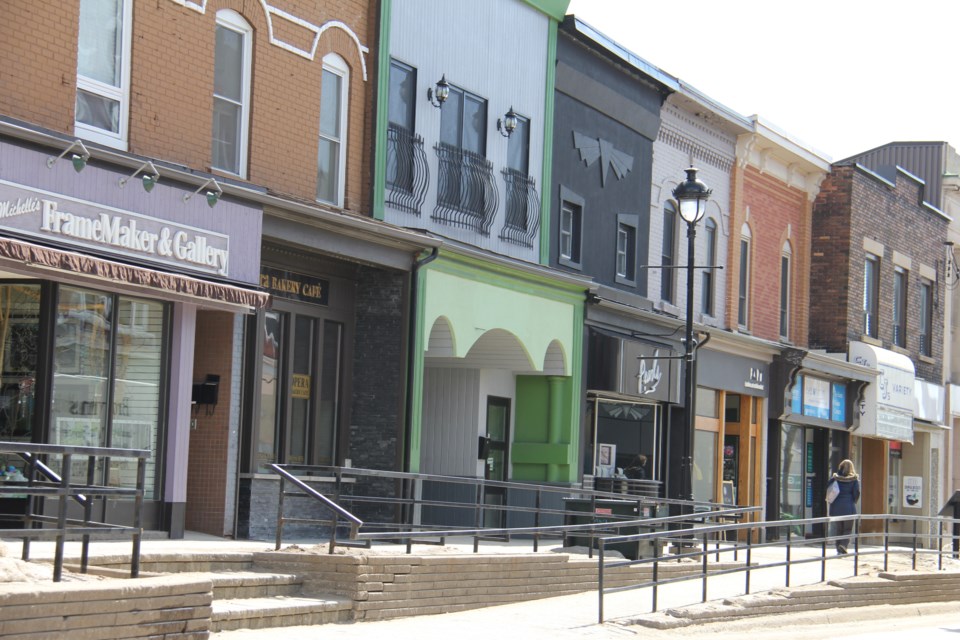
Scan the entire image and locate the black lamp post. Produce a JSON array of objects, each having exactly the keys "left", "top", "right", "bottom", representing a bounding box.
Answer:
[{"left": 672, "top": 167, "right": 712, "bottom": 502}]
